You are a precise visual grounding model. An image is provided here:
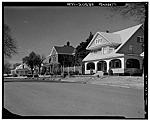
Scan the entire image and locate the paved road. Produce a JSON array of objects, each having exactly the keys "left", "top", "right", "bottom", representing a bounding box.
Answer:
[{"left": 4, "top": 81, "right": 145, "bottom": 118}]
